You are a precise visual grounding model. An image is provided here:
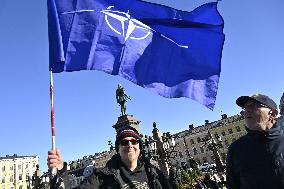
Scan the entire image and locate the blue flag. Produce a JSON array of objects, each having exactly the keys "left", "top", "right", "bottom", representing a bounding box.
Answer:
[{"left": 48, "top": 0, "right": 225, "bottom": 110}]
